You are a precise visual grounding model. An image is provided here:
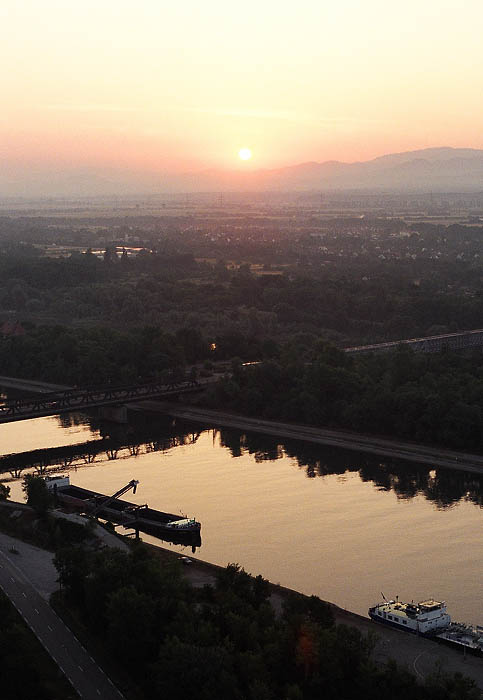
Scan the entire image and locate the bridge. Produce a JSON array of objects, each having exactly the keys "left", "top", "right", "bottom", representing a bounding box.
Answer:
[
  {"left": 0, "top": 378, "right": 212, "bottom": 424},
  {"left": 344, "top": 328, "right": 483, "bottom": 355}
]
